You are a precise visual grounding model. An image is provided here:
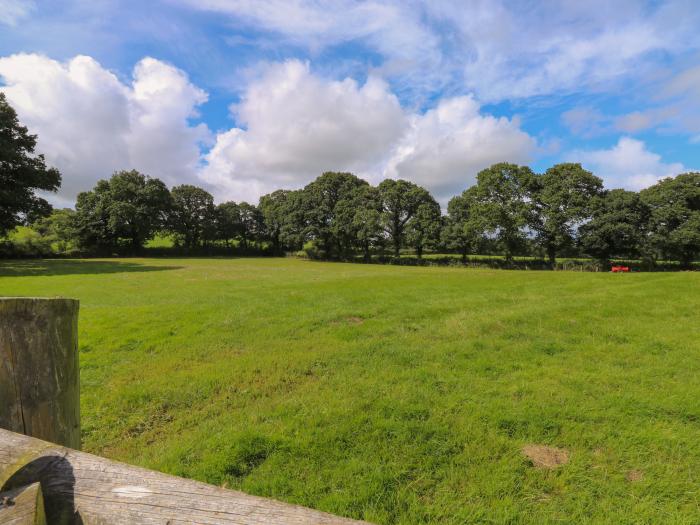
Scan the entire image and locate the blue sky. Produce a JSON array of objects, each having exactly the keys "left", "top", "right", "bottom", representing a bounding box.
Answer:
[{"left": 1, "top": 0, "right": 699, "bottom": 205}]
